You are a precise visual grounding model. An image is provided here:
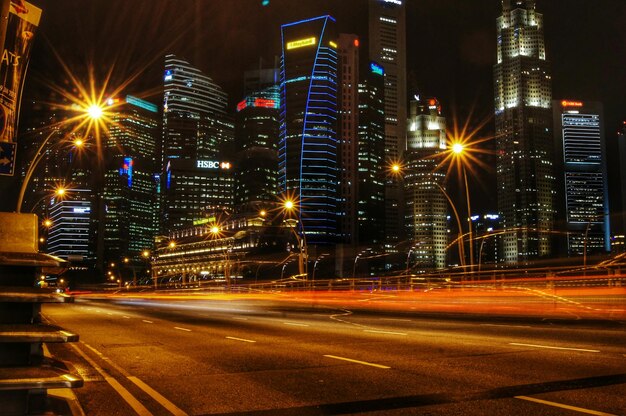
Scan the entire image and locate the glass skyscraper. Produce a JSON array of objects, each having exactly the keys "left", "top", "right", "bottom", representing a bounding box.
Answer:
[
  {"left": 494, "top": 0, "right": 555, "bottom": 263},
  {"left": 280, "top": 15, "right": 339, "bottom": 246},
  {"left": 369, "top": 0, "right": 407, "bottom": 244},
  {"left": 102, "top": 95, "right": 159, "bottom": 263},
  {"left": 404, "top": 97, "right": 447, "bottom": 269},
  {"left": 162, "top": 54, "right": 234, "bottom": 232},
  {"left": 553, "top": 100, "right": 610, "bottom": 256}
]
